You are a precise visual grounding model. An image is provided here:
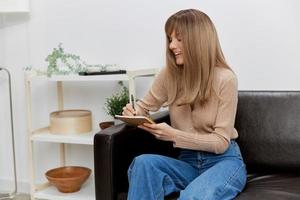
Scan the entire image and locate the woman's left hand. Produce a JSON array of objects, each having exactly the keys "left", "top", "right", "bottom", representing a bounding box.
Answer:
[{"left": 138, "top": 122, "right": 176, "bottom": 142}]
